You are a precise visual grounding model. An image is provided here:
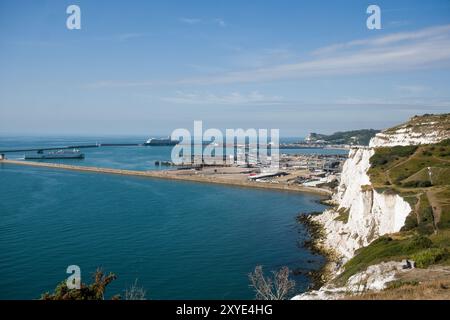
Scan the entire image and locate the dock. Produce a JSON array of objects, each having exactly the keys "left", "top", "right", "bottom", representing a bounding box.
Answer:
[{"left": 0, "top": 159, "right": 331, "bottom": 196}]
